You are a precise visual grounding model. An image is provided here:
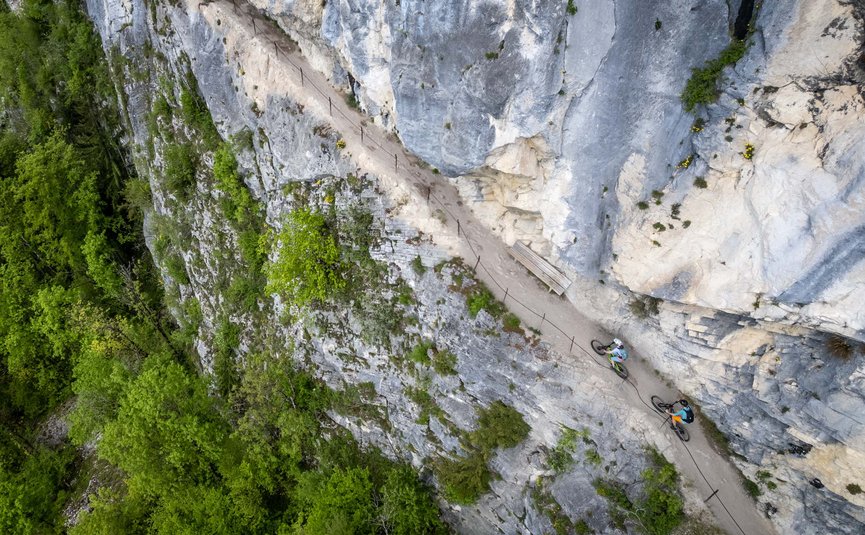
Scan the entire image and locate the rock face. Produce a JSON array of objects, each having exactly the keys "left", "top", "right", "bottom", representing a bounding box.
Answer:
[{"left": 81, "top": 0, "right": 865, "bottom": 533}]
